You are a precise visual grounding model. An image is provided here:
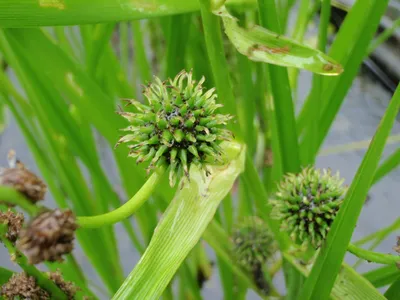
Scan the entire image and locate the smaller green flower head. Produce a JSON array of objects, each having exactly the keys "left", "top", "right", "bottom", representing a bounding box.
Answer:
[
  {"left": 116, "top": 70, "right": 232, "bottom": 186},
  {"left": 273, "top": 167, "right": 346, "bottom": 248},
  {"left": 232, "top": 217, "right": 276, "bottom": 270}
]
